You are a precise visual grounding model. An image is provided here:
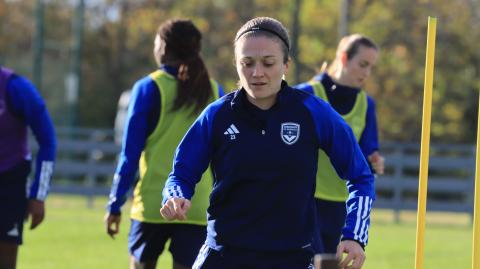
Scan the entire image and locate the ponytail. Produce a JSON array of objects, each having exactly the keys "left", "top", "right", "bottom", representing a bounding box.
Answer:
[
  {"left": 156, "top": 19, "right": 213, "bottom": 114},
  {"left": 173, "top": 55, "right": 212, "bottom": 114}
]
